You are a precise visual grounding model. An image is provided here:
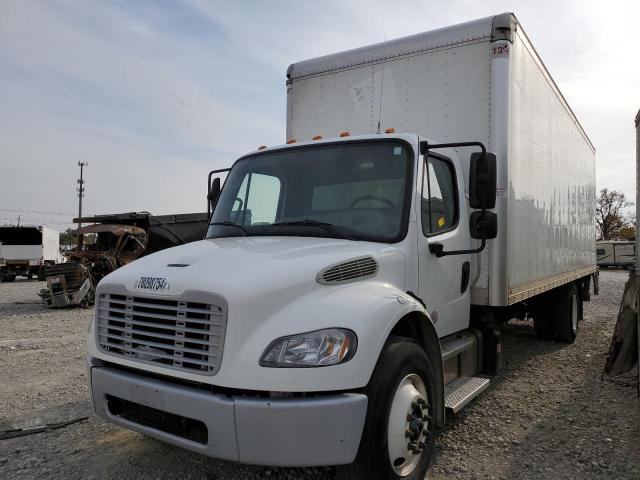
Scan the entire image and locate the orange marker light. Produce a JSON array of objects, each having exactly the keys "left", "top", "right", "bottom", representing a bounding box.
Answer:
[
  {"left": 312, "top": 135, "right": 323, "bottom": 140},
  {"left": 384, "top": 128, "right": 395, "bottom": 134},
  {"left": 257, "top": 145, "right": 267, "bottom": 150},
  {"left": 339, "top": 131, "right": 350, "bottom": 137},
  {"left": 286, "top": 139, "right": 297, "bottom": 144}
]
